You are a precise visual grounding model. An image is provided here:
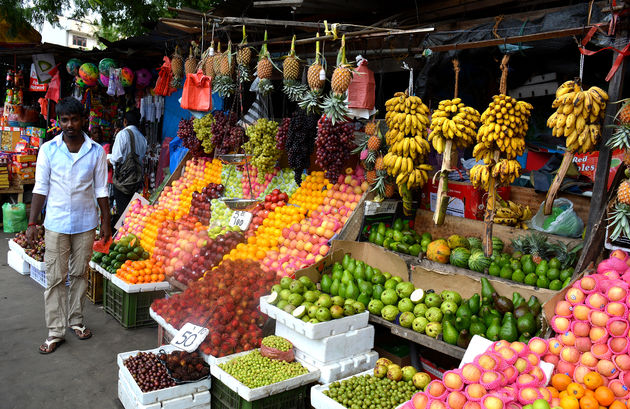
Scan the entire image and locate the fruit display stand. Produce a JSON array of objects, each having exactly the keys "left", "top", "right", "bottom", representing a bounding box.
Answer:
[
  {"left": 8, "top": 239, "right": 25, "bottom": 258},
  {"left": 117, "top": 345, "right": 211, "bottom": 407},
  {"left": 103, "top": 278, "right": 164, "bottom": 328},
  {"left": 293, "top": 348, "right": 378, "bottom": 384},
  {"left": 209, "top": 349, "right": 320, "bottom": 407},
  {"left": 110, "top": 274, "right": 171, "bottom": 293}
]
